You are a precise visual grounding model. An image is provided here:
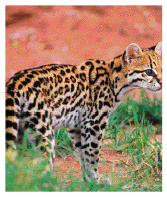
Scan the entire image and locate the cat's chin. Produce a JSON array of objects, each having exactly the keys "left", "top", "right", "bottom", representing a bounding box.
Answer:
[{"left": 146, "top": 88, "right": 162, "bottom": 94}]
